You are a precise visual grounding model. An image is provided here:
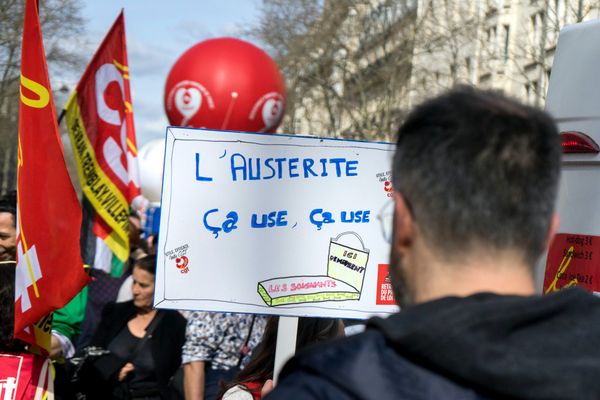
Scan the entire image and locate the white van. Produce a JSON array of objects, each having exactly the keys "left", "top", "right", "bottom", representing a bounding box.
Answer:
[{"left": 542, "top": 19, "right": 600, "bottom": 295}]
